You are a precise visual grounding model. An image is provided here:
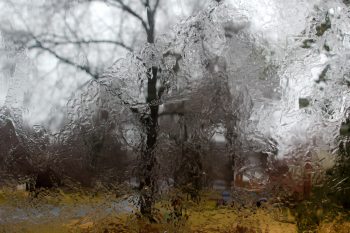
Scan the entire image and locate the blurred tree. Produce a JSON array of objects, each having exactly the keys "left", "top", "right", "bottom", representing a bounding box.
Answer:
[
  {"left": 1, "top": 0, "right": 162, "bottom": 79},
  {"left": 0, "top": 0, "right": 206, "bottom": 80},
  {"left": 1, "top": 0, "right": 164, "bottom": 218},
  {"left": 0, "top": 0, "right": 208, "bottom": 129},
  {"left": 1, "top": 0, "right": 271, "bottom": 220}
]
